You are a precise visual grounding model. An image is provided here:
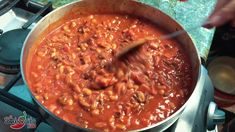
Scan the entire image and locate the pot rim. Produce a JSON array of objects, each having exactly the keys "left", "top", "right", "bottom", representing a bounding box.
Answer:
[{"left": 20, "top": 0, "right": 202, "bottom": 131}]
